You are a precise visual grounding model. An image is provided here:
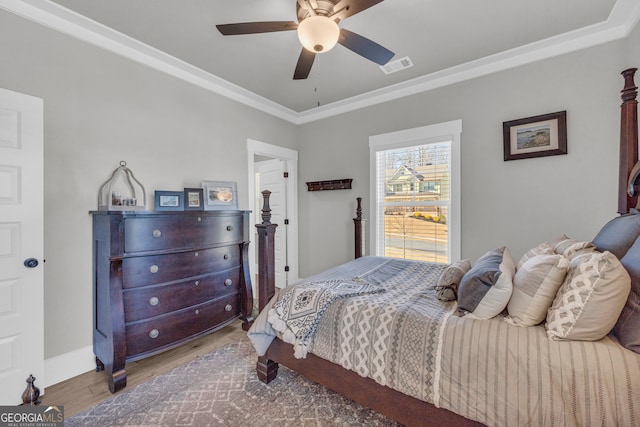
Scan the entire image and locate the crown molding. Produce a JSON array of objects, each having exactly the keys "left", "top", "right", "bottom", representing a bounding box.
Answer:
[{"left": 2, "top": 0, "right": 639, "bottom": 125}]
